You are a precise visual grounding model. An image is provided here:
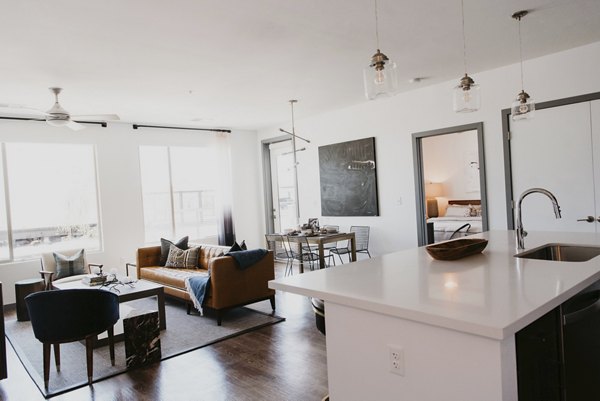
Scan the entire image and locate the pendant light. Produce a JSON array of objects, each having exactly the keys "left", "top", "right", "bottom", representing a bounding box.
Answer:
[
  {"left": 511, "top": 10, "right": 535, "bottom": 120},
  {"left": 363, "top": 0, "right": 398, "bottom": 100},
  {"left": 453, "top": 0, "right": 480, "bottom": 113}
]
